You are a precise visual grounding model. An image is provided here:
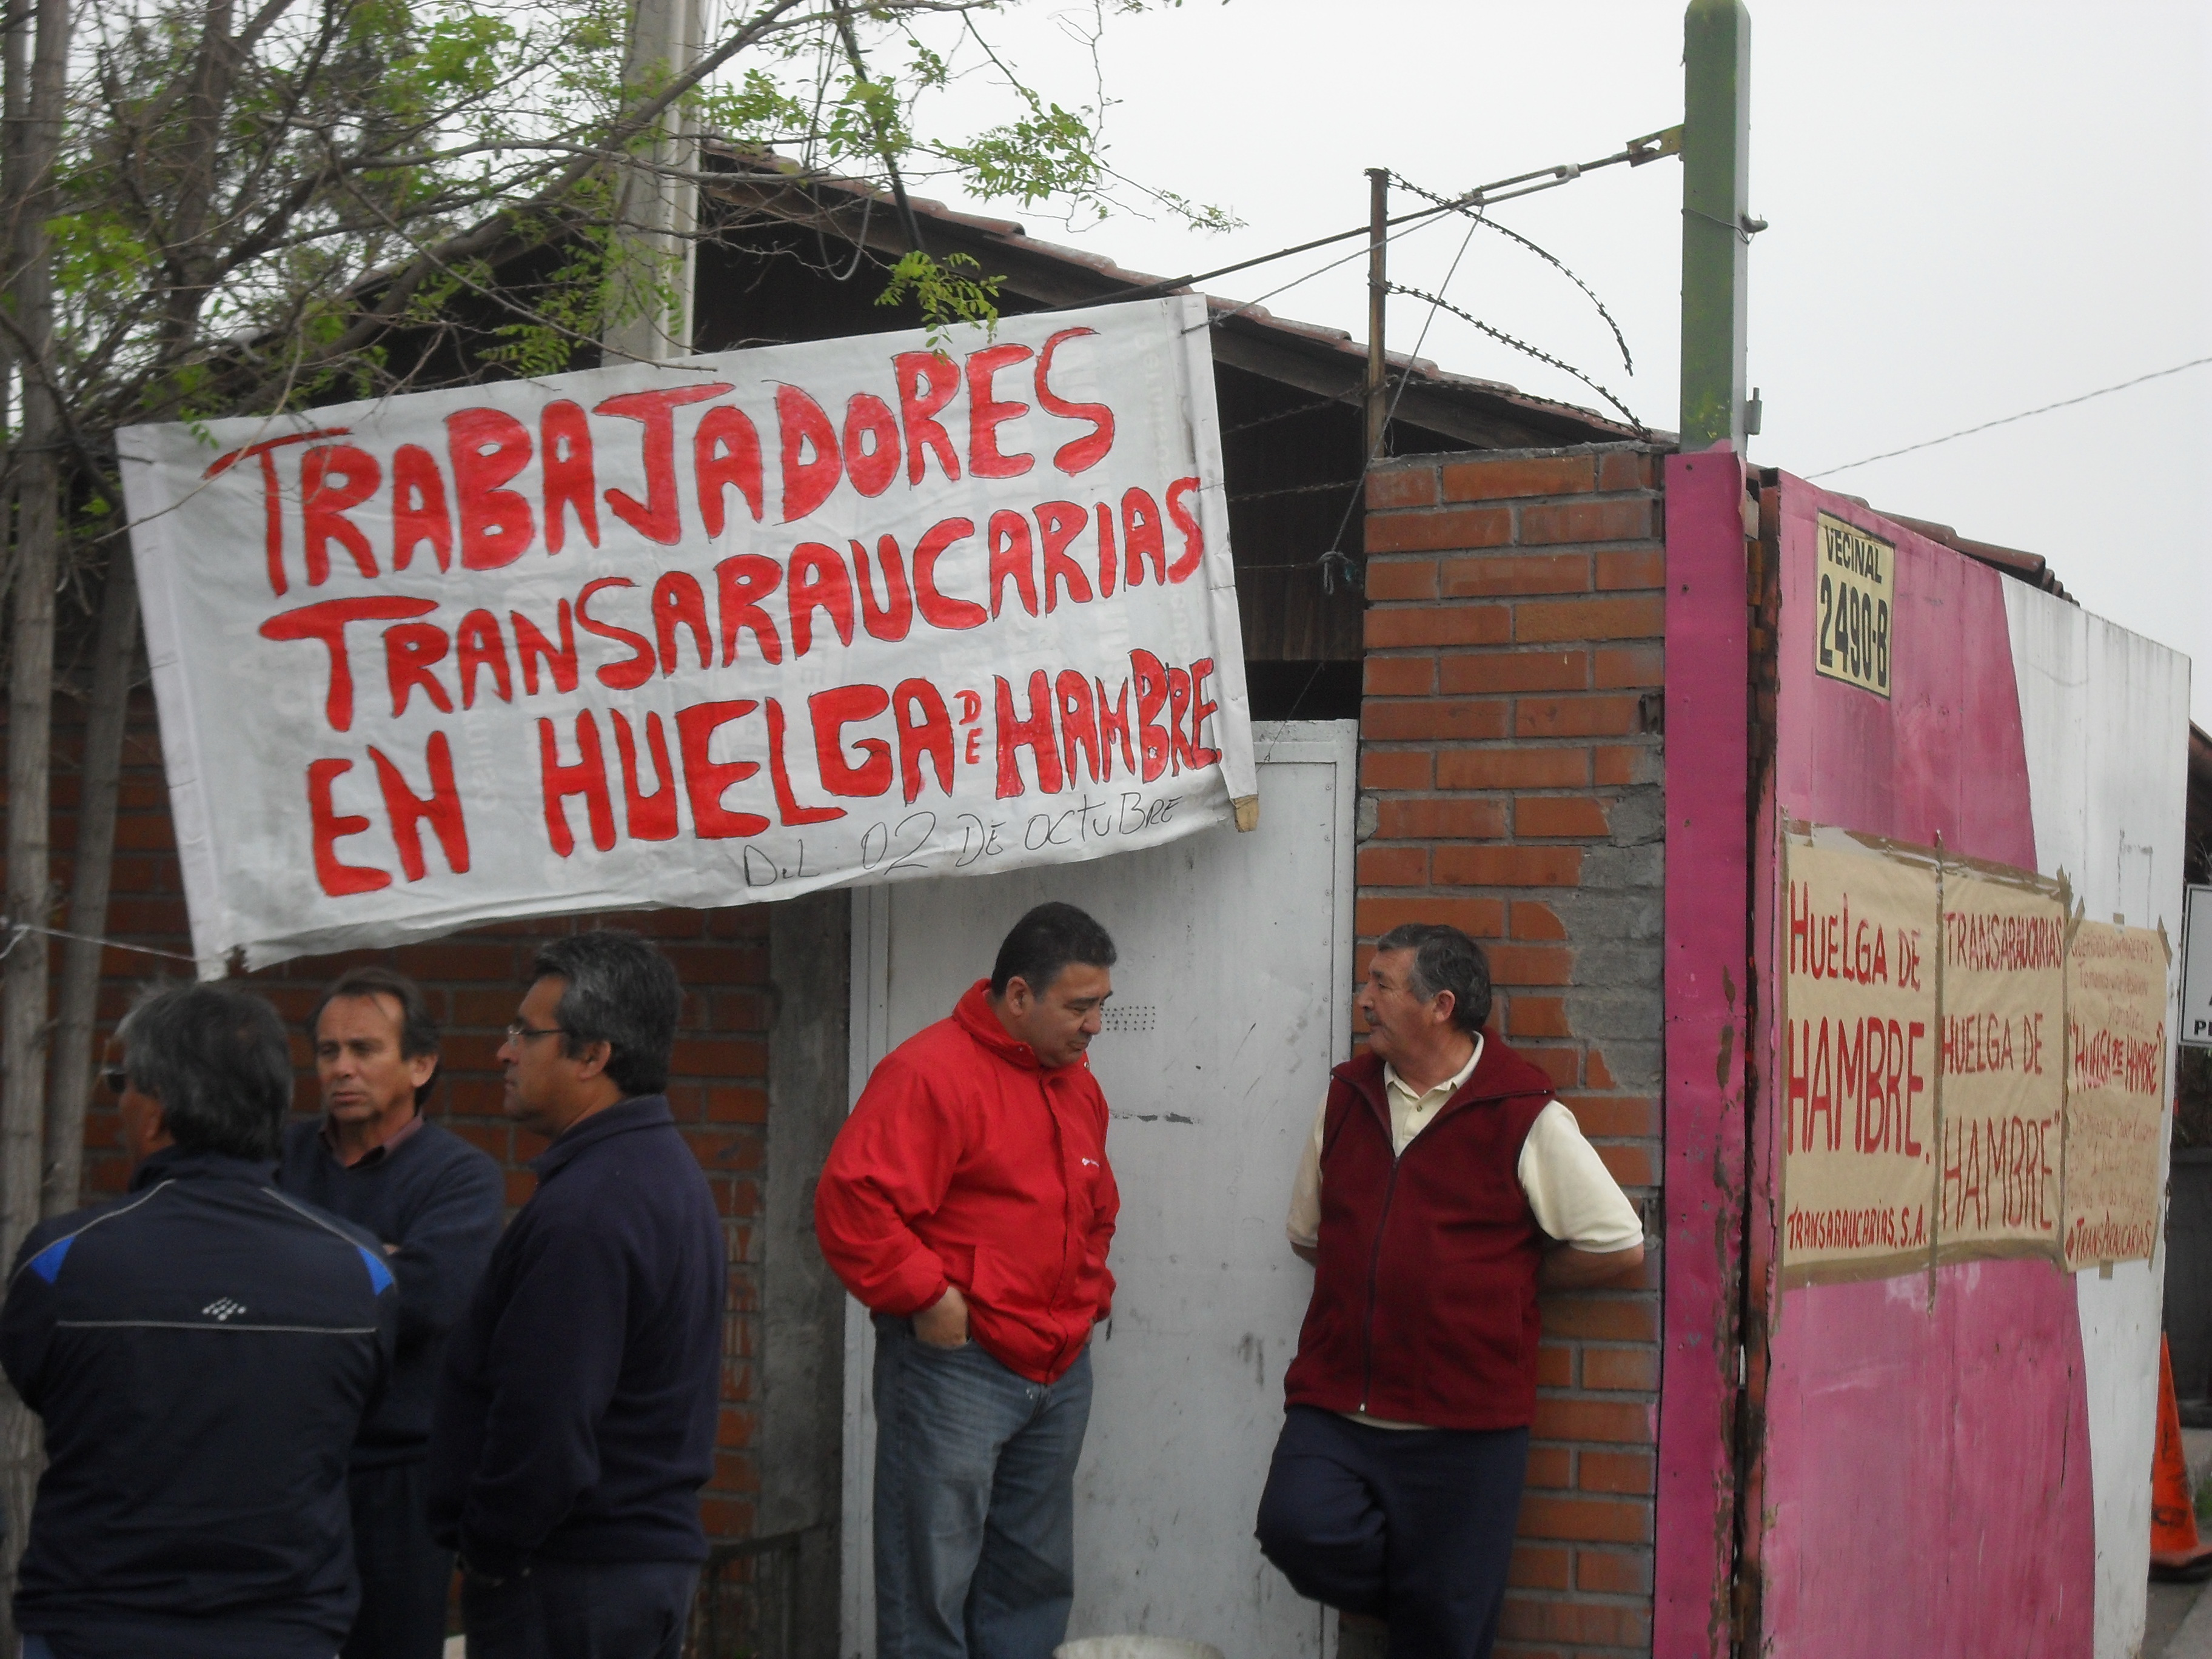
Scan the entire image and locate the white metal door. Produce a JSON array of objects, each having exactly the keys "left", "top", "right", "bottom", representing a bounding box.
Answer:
[{"left": 840, "top": 720, "right": 1355, "bottom": 1659}]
